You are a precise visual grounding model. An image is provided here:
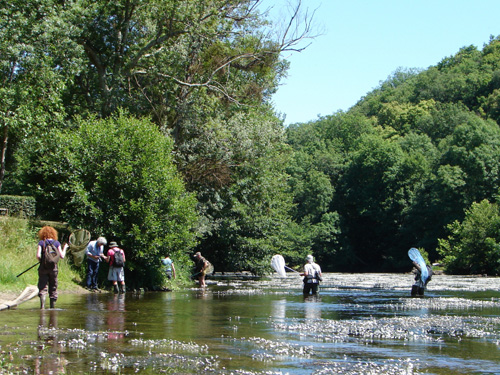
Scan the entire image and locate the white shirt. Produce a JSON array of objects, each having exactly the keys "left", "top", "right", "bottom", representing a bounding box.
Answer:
[{"left": 304, "top": 262, "right": 322, "bottom": 283}]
